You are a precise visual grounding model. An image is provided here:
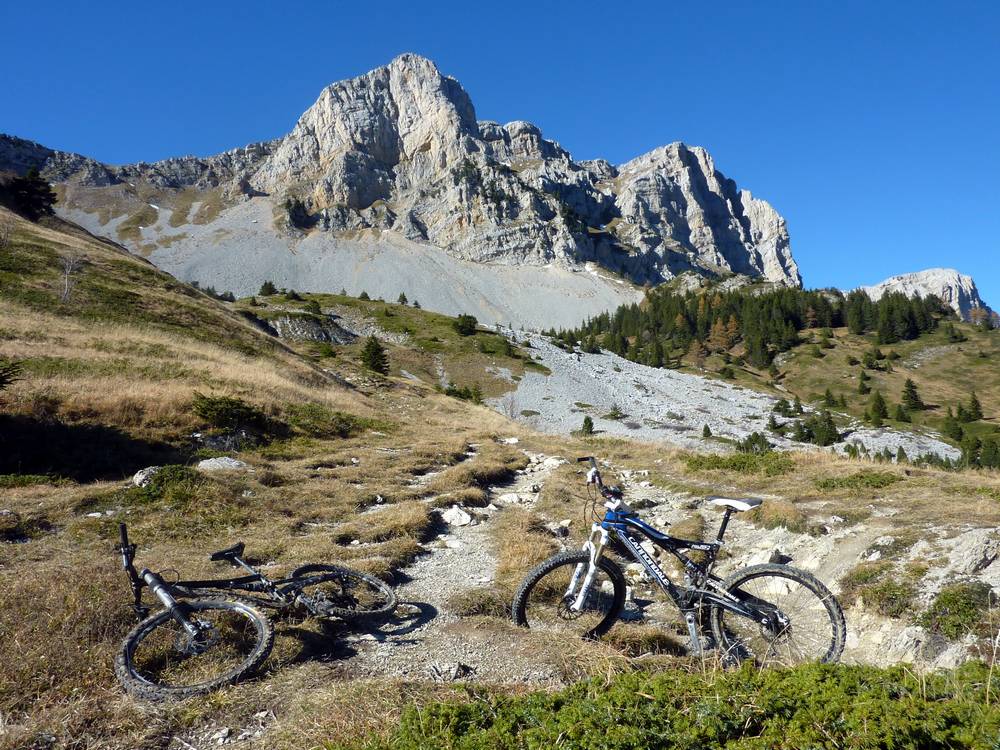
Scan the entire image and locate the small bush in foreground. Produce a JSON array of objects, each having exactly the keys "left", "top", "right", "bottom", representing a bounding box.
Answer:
[{"left": 354, "top": 662, "right": 1000, "bottom": 750}]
